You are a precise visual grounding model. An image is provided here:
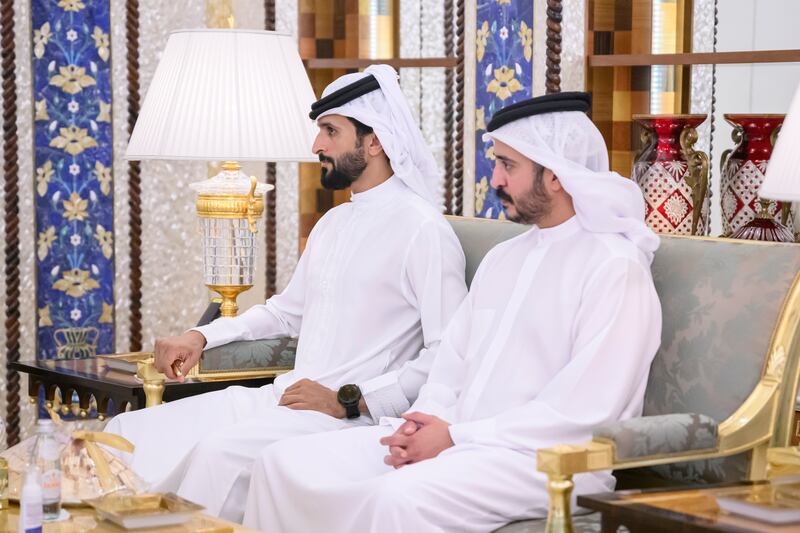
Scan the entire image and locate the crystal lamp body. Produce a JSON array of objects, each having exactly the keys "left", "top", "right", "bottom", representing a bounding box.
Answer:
[
  {"left": 199, "top": 216, "right": 262, "bottom": 287},
  {"left": 190, "top": 161, "right": 272, "bottom": 318}
]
